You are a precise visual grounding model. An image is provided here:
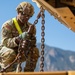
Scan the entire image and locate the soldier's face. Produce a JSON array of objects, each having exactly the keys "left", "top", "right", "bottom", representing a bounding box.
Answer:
[{"left": 18, "top": 7, "right": 31, "bottom": 23}]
